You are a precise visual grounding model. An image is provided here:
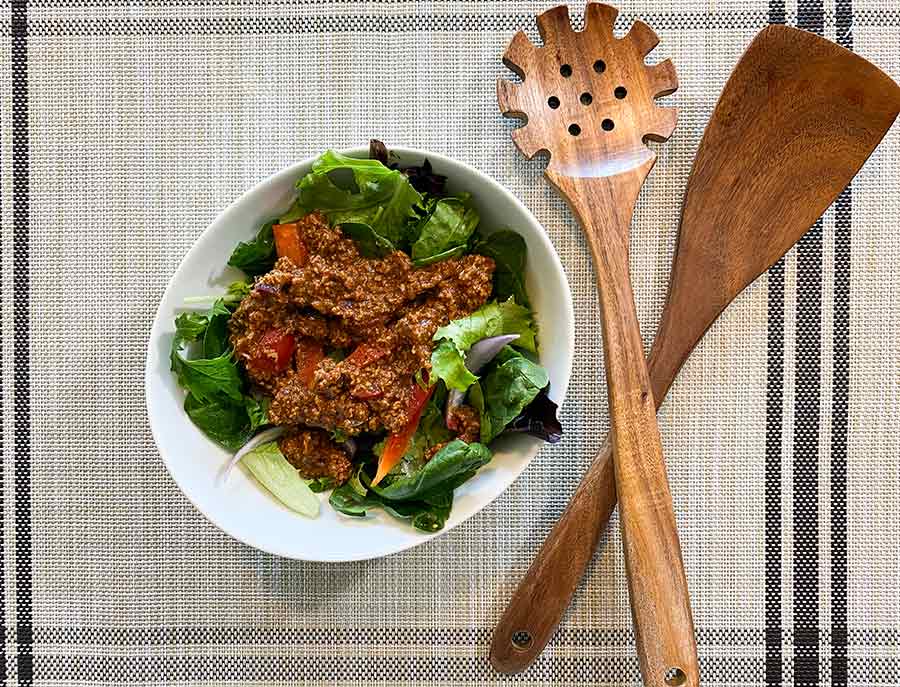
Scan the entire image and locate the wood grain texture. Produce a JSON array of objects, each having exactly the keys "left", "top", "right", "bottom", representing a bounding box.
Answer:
[
  {"left": 492, "top": 23, "right": 900, "bottom": 676},
  {"left": 495, "top": 5, "right": 698, "bottom": 685}
]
